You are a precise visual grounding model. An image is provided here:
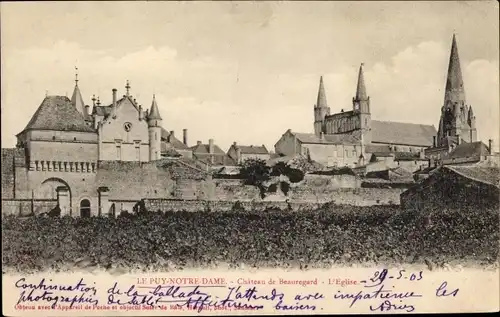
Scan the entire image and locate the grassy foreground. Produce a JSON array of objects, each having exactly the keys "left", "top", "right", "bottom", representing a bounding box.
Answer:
[{"left": 2, "top": 205, "right": 499, "bottom": 273}]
